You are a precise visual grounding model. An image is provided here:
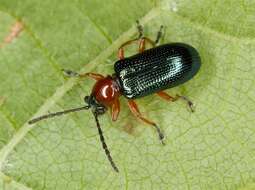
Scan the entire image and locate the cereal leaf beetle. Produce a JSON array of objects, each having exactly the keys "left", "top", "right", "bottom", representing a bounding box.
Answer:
[{"left": 29, "top": 21, "right": 201, "bottom": 172}]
